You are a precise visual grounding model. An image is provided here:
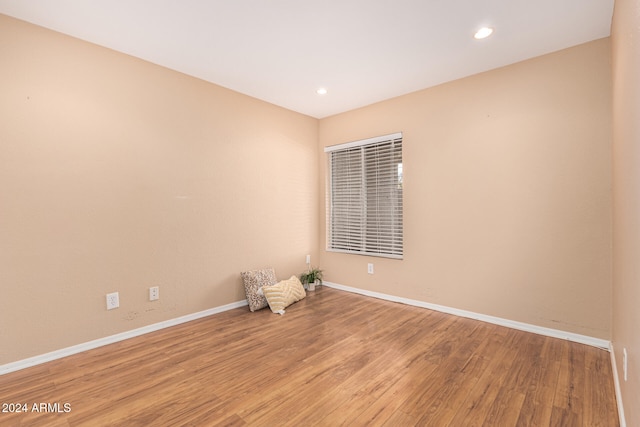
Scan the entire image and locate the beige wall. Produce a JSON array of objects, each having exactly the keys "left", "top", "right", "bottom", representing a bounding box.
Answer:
[
  {"left": 612, "top": 0, "right": 640, "bottom": 424},
  {"left": 0, "top": 15, "right": 319, "bottom": 364},
  {"left": 0, "top": 11, "right": 616, "bottom": 375},
  {"left": 319, "top": 39, "right": 612, "bottom": 340}
]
